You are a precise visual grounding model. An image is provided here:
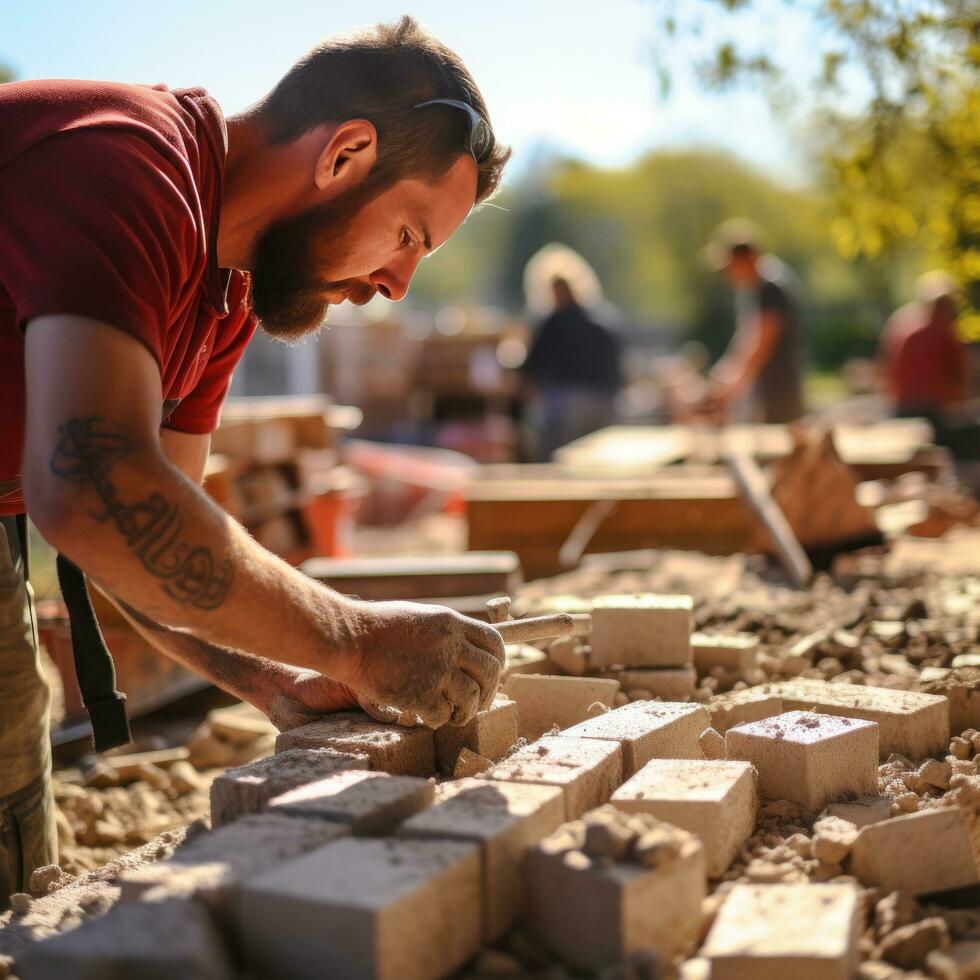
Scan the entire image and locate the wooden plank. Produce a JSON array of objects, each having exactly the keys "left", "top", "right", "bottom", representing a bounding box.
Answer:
[{"left": 301, "top": 551, "right": 522, "bottom": 601}]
